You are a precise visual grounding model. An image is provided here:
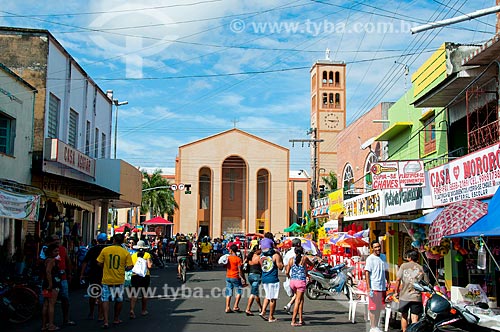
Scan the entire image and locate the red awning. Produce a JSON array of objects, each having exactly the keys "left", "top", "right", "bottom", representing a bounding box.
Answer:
[{"left": 143, "top": 216, "right": 173, "bottom": 225}]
